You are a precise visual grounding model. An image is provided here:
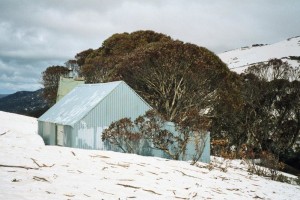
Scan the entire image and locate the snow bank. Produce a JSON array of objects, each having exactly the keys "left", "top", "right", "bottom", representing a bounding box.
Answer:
[
  {"left": 0, "top": 111, "right": 299, "bottom": 199},
  {"left": 218, "top": 36, "right": 300, "bottom": 73}
]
